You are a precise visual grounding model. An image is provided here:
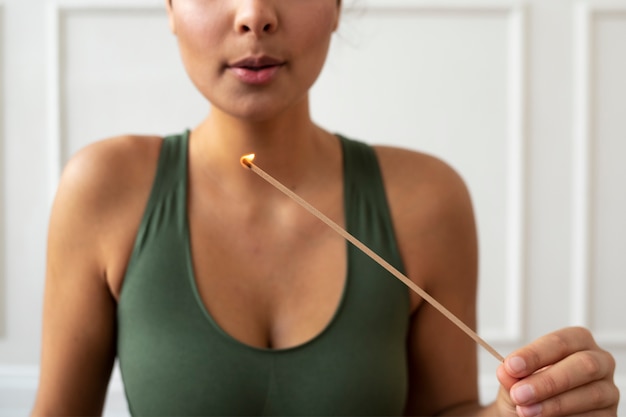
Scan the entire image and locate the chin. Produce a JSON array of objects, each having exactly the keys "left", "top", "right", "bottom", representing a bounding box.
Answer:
[
  {"left": 220, "top": 105, "right": 285, "bottom": 123},
  {"left": 213, "top": 95, "right": 307, "bottom": 123}
]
